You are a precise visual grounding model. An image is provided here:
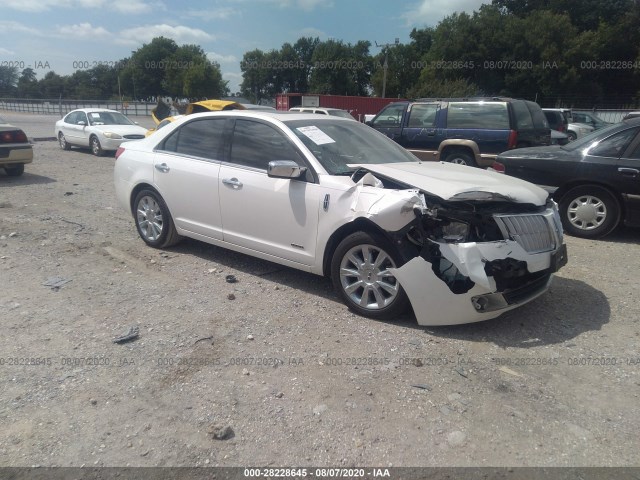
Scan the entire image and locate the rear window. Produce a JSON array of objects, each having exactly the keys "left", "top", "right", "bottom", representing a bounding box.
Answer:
[
  {"left": 526, "top": 101, "right": 549, "bottom": 129},
  {"left": 512, "top": 100, "right": 533, "bottom": 129},
  {"left": 446, "top": 102, "right": 509, "bottom": 129}
]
